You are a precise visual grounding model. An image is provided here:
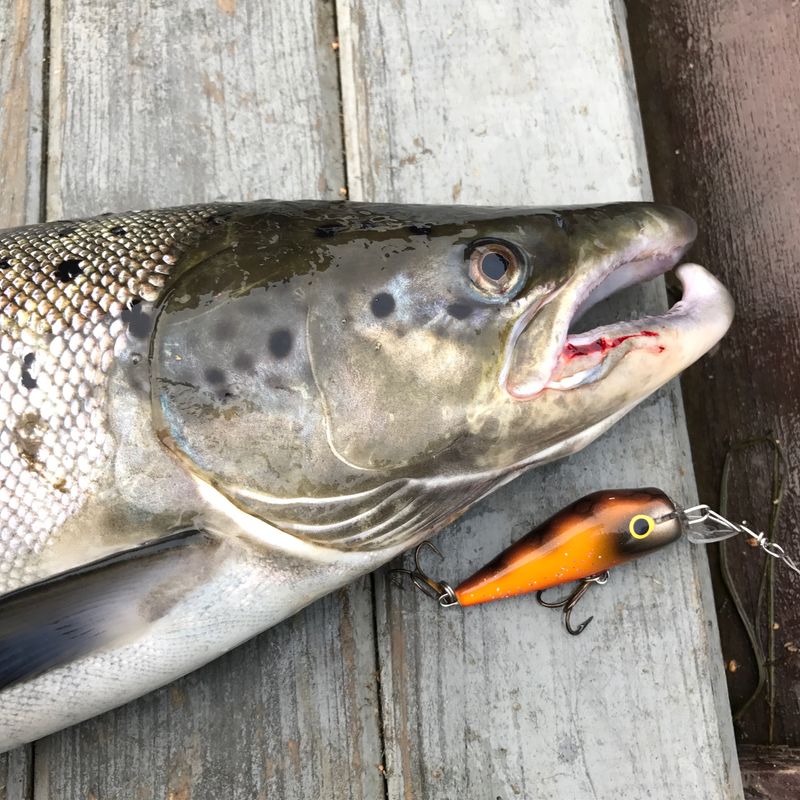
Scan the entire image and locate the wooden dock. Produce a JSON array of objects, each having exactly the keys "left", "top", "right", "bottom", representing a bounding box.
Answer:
[{"left": 1, "top": 1, "right": 742, "bottom": 797}]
